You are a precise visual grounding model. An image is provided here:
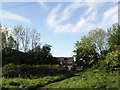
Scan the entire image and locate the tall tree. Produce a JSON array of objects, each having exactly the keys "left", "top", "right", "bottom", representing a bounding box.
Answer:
[
  {"left": 88, "top": 28, "right": 107, "bottom": 55},
  {"left": 2, "top": 27, "right": 15, "bottom": 49},
  {"left": 74, "top": 28, "right": 107, "bottom": 67},
  {"left": 13, "top": 25, "right": 23, "bottom": 51},
  {"left": 74, "top": 36, "right": 98, "bottom": 68},
  {"left": 28, "top": 44, "right": 58, "bottom": 65},
  {"left": 20, "top": 27, "right": 30, "bottom": 52},
  {"left": 107, "top": 23, "right": 120, "bottom": 51},
  {"left": 31, "top": 29, "right": 41, "bottom": 52}
]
